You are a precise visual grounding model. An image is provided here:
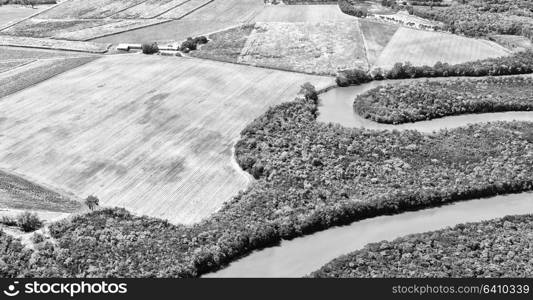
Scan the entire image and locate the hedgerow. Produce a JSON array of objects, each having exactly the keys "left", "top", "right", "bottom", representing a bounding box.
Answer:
[{"left": 337, "top": 50, "right": 533, "bottom": 86}]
